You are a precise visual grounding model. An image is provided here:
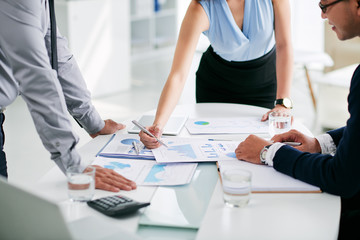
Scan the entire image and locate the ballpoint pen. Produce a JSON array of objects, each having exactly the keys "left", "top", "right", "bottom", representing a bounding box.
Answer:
[
  {"left": 132, "top": 120, "right": 168, "bottom": 148},
  {"left": 270, "top": 140, "right": 301, "bottom": 146},
  {"left": 132, "top": 141, "right": 140, "bottom": 155},
  {"left": 283, "top": 142, "right": 301, "bottom": 146}
]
